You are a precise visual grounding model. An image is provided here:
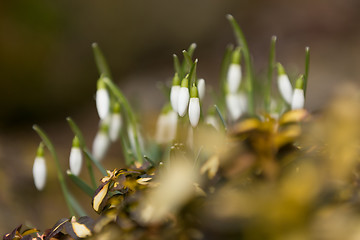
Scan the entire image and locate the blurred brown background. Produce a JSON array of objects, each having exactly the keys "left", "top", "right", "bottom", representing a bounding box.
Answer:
[{"left": 1, "top": 0, "right": 360, "bottom": 233}]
